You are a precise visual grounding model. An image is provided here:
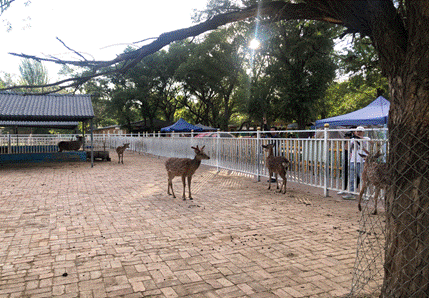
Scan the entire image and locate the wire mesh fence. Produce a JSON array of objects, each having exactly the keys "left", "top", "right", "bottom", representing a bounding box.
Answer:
[{"left": 348, "top": 127, "right": 429, "bottom": 297}]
